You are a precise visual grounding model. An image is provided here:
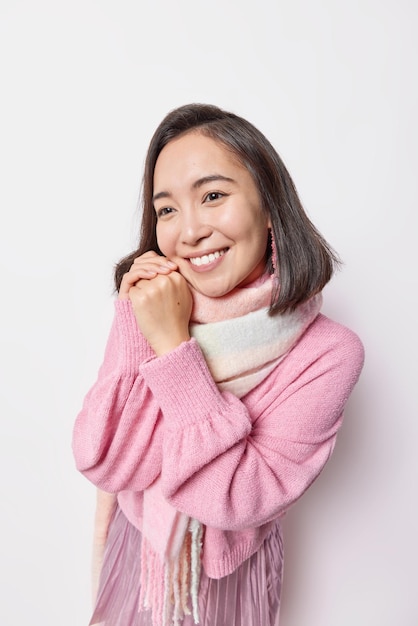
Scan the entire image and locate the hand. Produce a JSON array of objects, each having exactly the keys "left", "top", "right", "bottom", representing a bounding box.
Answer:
[
  {"left": 122, "top": 253, "right": 193, "bottom": 355},
  {"left": 118, "top": 251, "right": 178, "bottom": 300}
]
